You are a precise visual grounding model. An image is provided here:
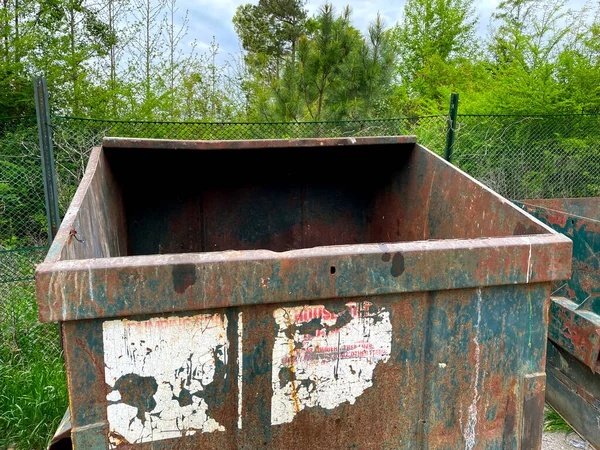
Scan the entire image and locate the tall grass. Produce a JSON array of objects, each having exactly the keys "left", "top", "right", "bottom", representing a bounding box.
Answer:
[{"left": 0, "top": 281, "right": 68, "bottom": 450}]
